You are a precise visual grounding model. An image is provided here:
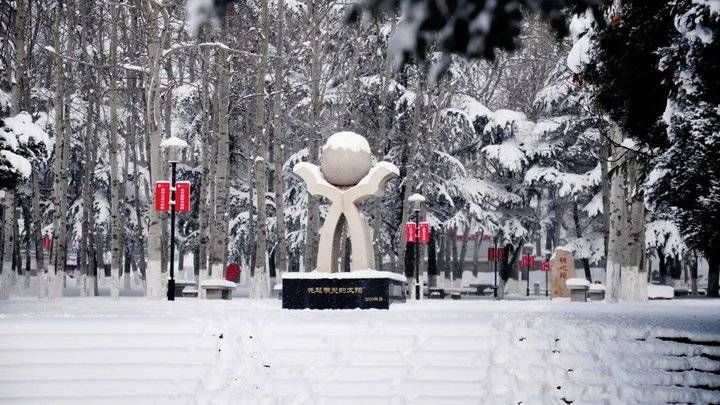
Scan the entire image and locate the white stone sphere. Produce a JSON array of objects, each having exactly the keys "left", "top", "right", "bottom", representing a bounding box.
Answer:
[{"left": 320, "top": 131, "right": 373, "bottom": 186}]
